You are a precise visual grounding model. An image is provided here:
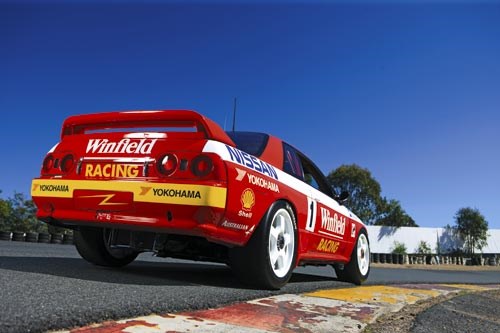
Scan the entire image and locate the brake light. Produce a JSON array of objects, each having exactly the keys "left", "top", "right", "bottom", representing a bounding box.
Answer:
[
  {"left": 191, "top": 154, "right": 214, "bottom": 177},
  {"left": 157, "top": 153, "right": 178, "bottom": 176},
  {"left": 42, "top": 155, "right": 54, "bottom": 173},
  {"left": 154, "top": 152, "right": 225, "bottom": 181},
  {"left": 60, "top": 154, "right": 75, "bottom": 173}
]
